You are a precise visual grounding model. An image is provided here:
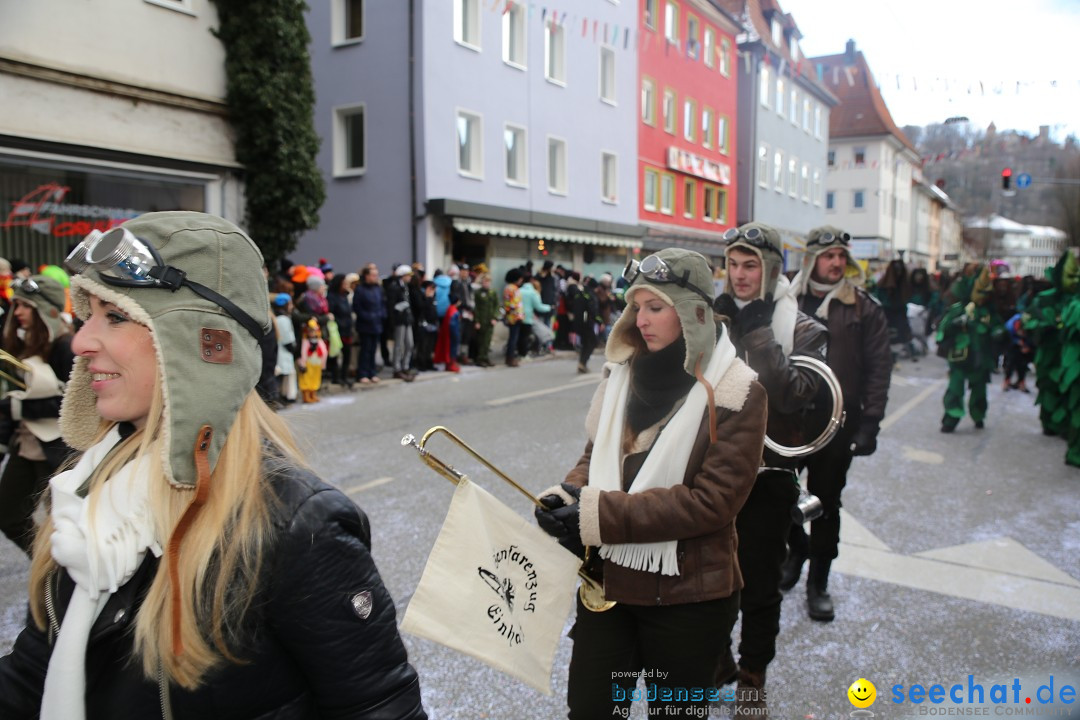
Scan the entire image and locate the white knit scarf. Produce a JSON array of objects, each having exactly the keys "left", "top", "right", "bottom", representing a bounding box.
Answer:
[
  {"left": 41, "top": 427, "right": 162, "bottom": 720},
  {"left": 589, "top": 333, "right": 736, "bottom": 575}
]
